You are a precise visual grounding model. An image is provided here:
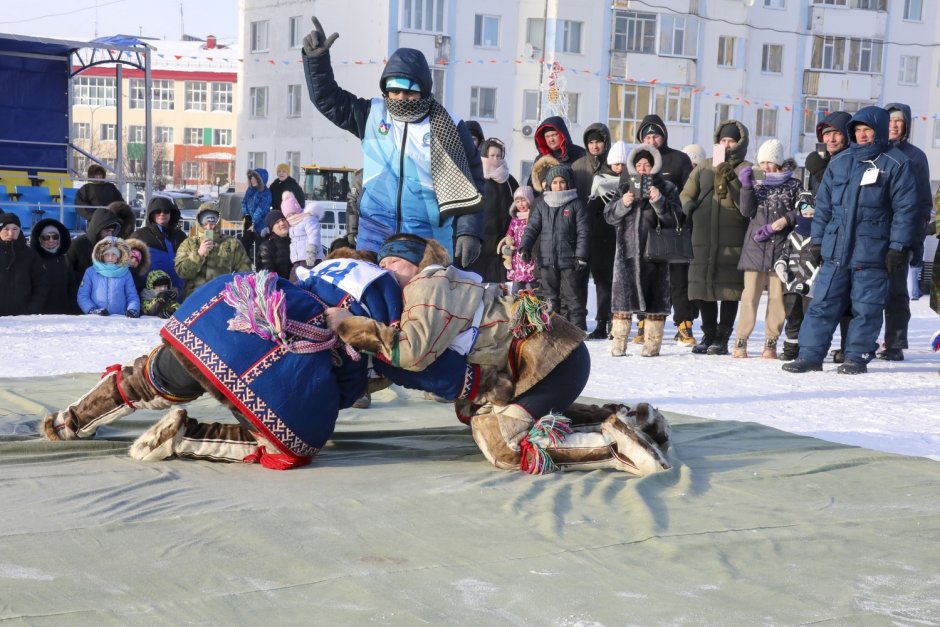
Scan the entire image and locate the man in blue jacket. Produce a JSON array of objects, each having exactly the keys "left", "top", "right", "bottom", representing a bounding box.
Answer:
[
  {"left": 876, "top": 103, "right": 933, "bottom": 361},
  {"left": 784, "top": 106, "right": 920, "bottom": 374},
  {"left": 301, "top": 18, "right": 484, "bottom": 266}
]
